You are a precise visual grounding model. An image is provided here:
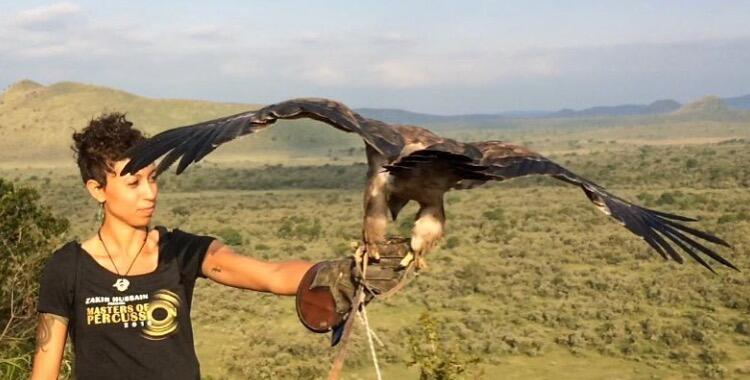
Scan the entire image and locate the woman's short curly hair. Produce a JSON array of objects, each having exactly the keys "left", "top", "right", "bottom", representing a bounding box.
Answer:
[{"left": 72, "top": 112, "right": 146, "bottom": 186}]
